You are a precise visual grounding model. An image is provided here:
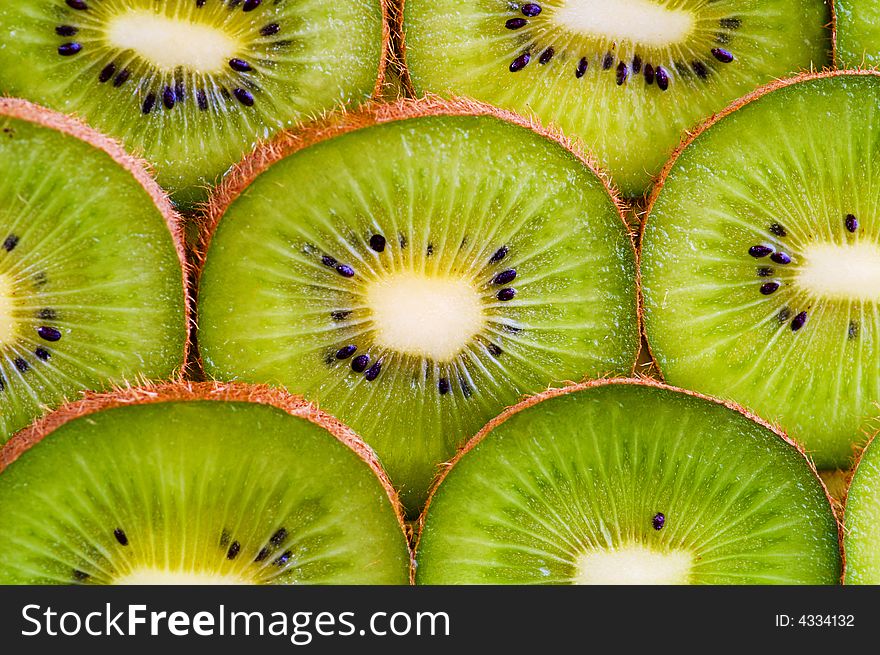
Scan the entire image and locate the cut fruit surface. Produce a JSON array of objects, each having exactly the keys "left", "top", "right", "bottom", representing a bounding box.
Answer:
[
  {"left": 844, "top": 433, "right": 880, "bottom": 584},
  {"left": 641, "top": 72, "right": 880, "bottom": 470},
  {"left": 401, "top": 0, "right": 828, "bottom": 197},
  {"left": 0, "top": 99, "right": 186, "bottom": 443},
  {"left": 0, "top": 383, "right": 411, "bottom": 585},
  {"left": 0, "top": 0, "right": 387, "bottom": 207},
  {"left": 416, "top": 380, "right": 841, "bottom": 585},
  {"left": 835, "top": 0, "right": 880, "bottom": 67},
  {"left": 197, "top": 99, "right": 640, "bottom": 512}
]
